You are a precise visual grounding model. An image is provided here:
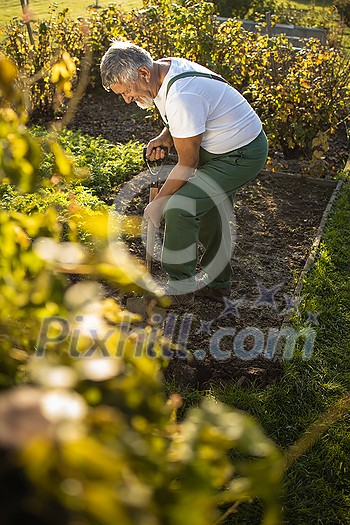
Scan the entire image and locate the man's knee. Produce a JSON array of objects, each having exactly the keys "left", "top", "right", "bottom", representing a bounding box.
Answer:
[{"left": 164, "top": 194, "right": 197, "bottom": 222}]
